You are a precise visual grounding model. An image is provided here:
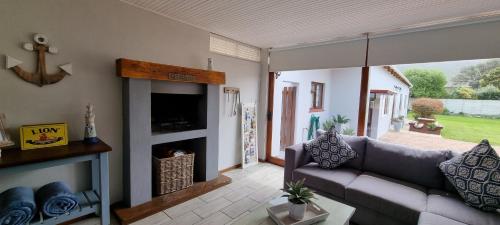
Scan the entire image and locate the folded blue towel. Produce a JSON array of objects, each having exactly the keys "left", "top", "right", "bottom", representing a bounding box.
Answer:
[
  {"left": 36, "top": 182, "right": 79, "bottom": 217},
  {"left": 0, "top": 187, "right": 37, "bottom": 225}
]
